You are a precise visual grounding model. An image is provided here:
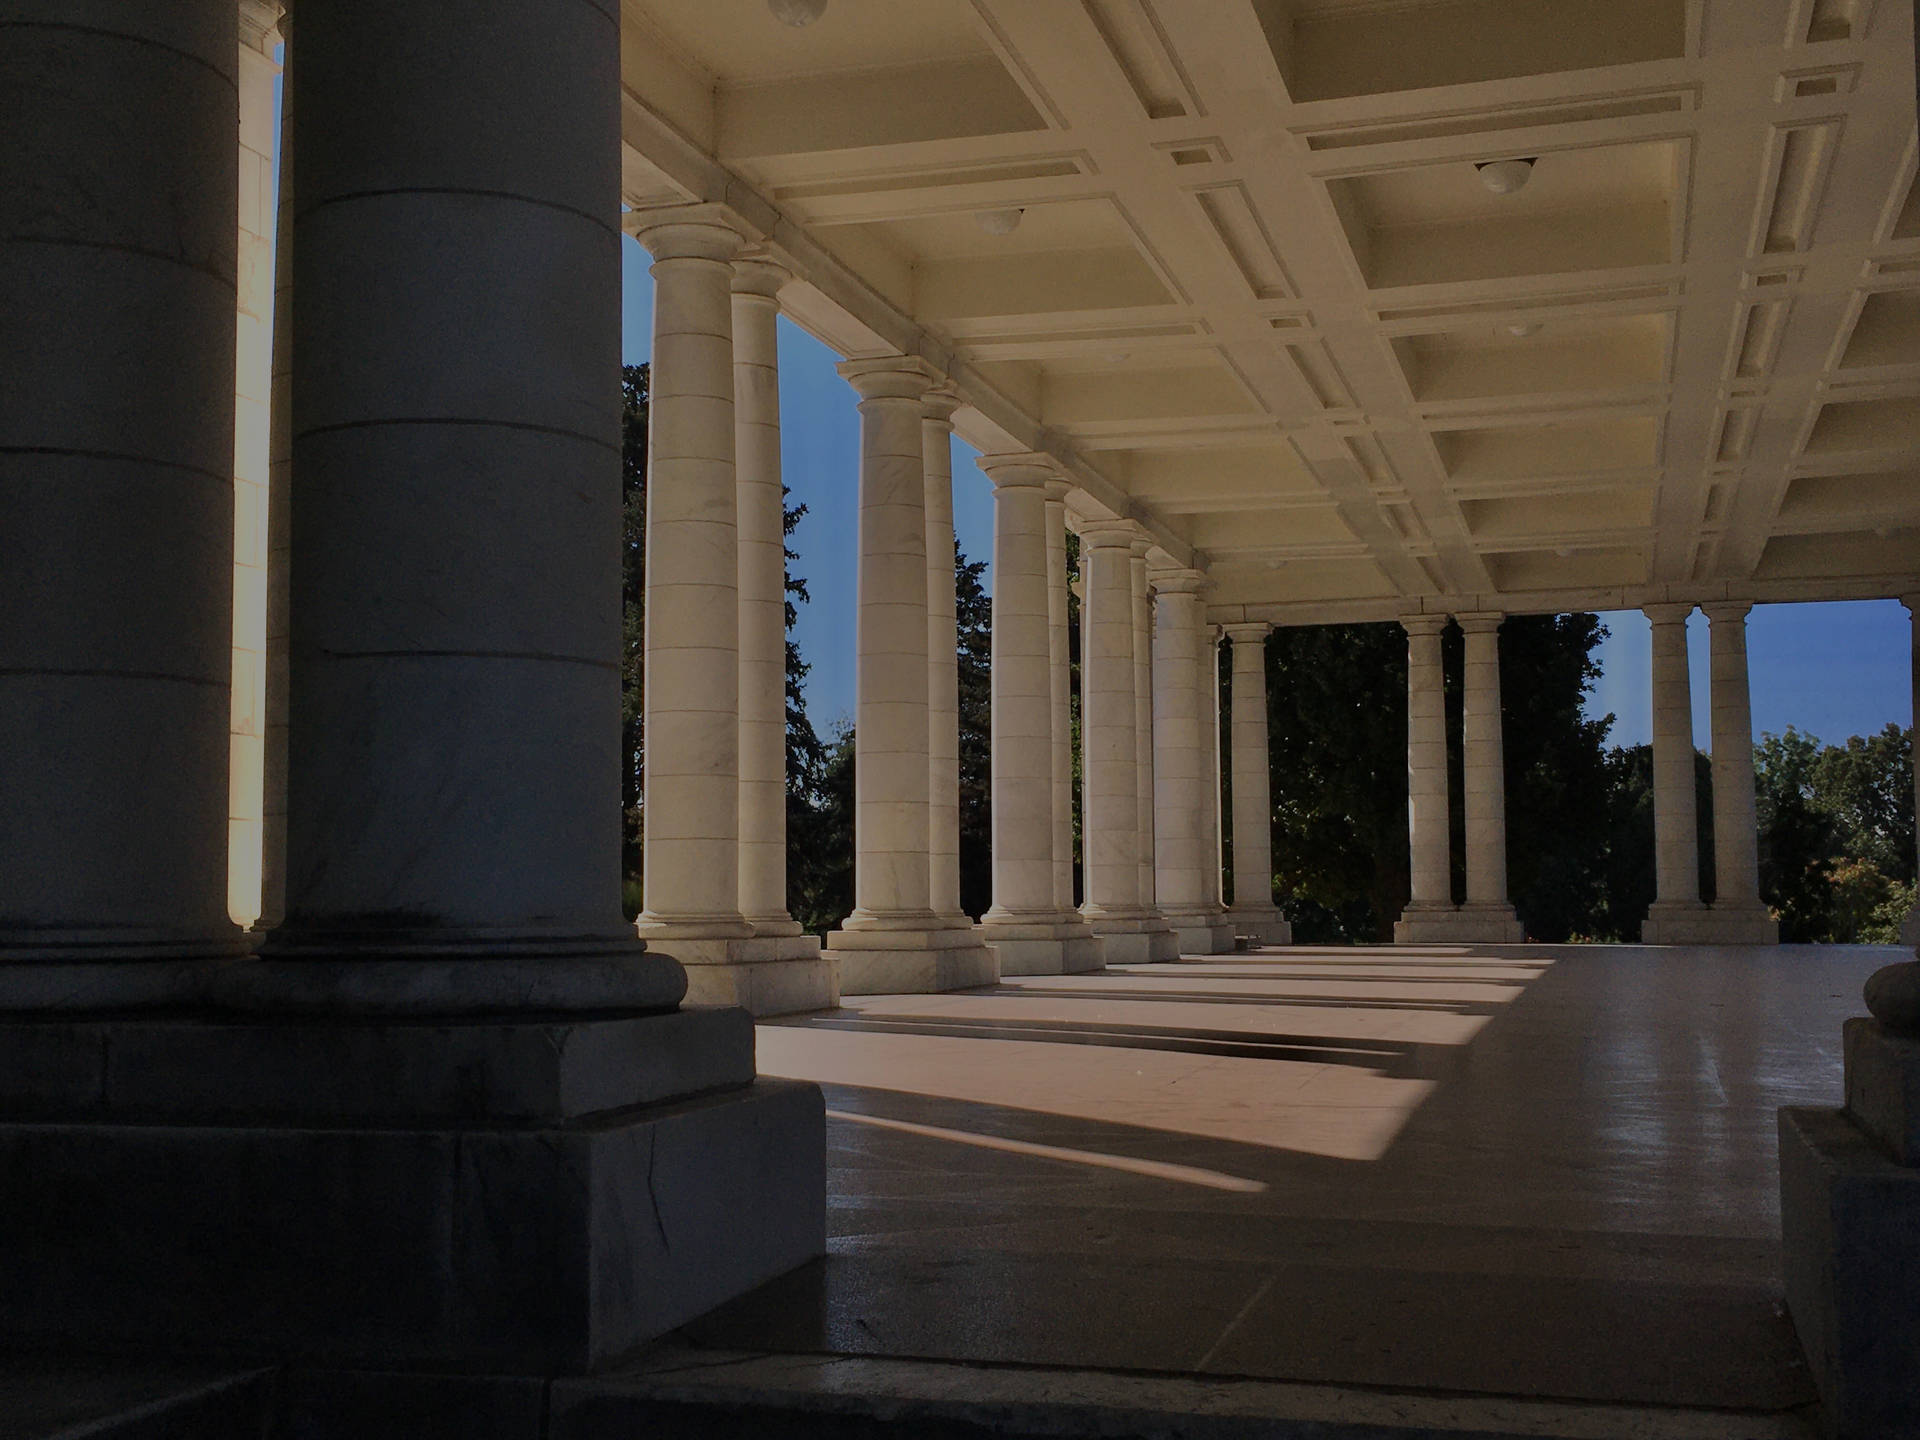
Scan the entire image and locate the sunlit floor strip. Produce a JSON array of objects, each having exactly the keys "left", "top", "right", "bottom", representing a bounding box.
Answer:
[{"left": 825, "top": 1108, "right": 1269, "bottom": 1193}]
